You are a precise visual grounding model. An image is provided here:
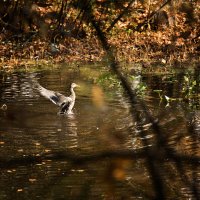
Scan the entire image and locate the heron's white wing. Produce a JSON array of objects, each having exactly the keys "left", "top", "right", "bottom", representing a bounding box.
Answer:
[
  {"left": 37, "top": 85, "right": 59, "bottom": 105},
  {"left": 34, "top": 82, "right": 72, "bottom": 106},
  {"left": 55, "top": 94, "right": 72, "bottom": 106}
]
